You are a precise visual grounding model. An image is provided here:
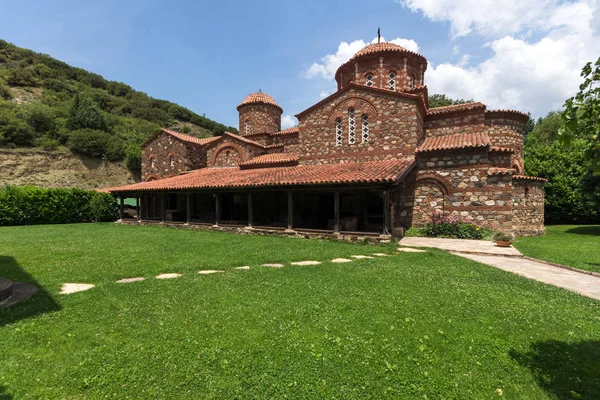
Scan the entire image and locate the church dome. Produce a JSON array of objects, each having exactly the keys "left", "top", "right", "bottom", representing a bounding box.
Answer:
[{"left": 237, "top": 92, "right": 282, "bottom": 111}]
